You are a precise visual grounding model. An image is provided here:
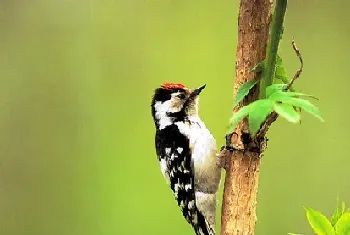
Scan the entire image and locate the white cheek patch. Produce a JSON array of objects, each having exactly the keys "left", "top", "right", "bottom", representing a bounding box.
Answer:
[
  {"left": 154, "top": 95, "right": 186, "bottom": 129},
  {"left": 154, "top": 101, "right": 173, "bottom": 129}
]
